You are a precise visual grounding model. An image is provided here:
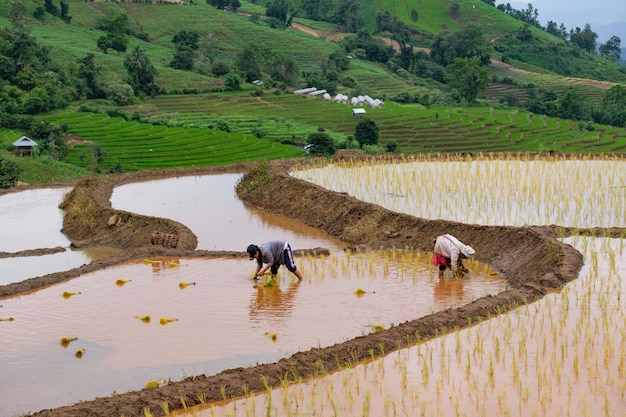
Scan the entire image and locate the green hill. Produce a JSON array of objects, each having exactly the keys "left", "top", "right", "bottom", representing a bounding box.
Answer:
[{"left": 1, "top": 0, "right": 625, "bottom": 184}]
